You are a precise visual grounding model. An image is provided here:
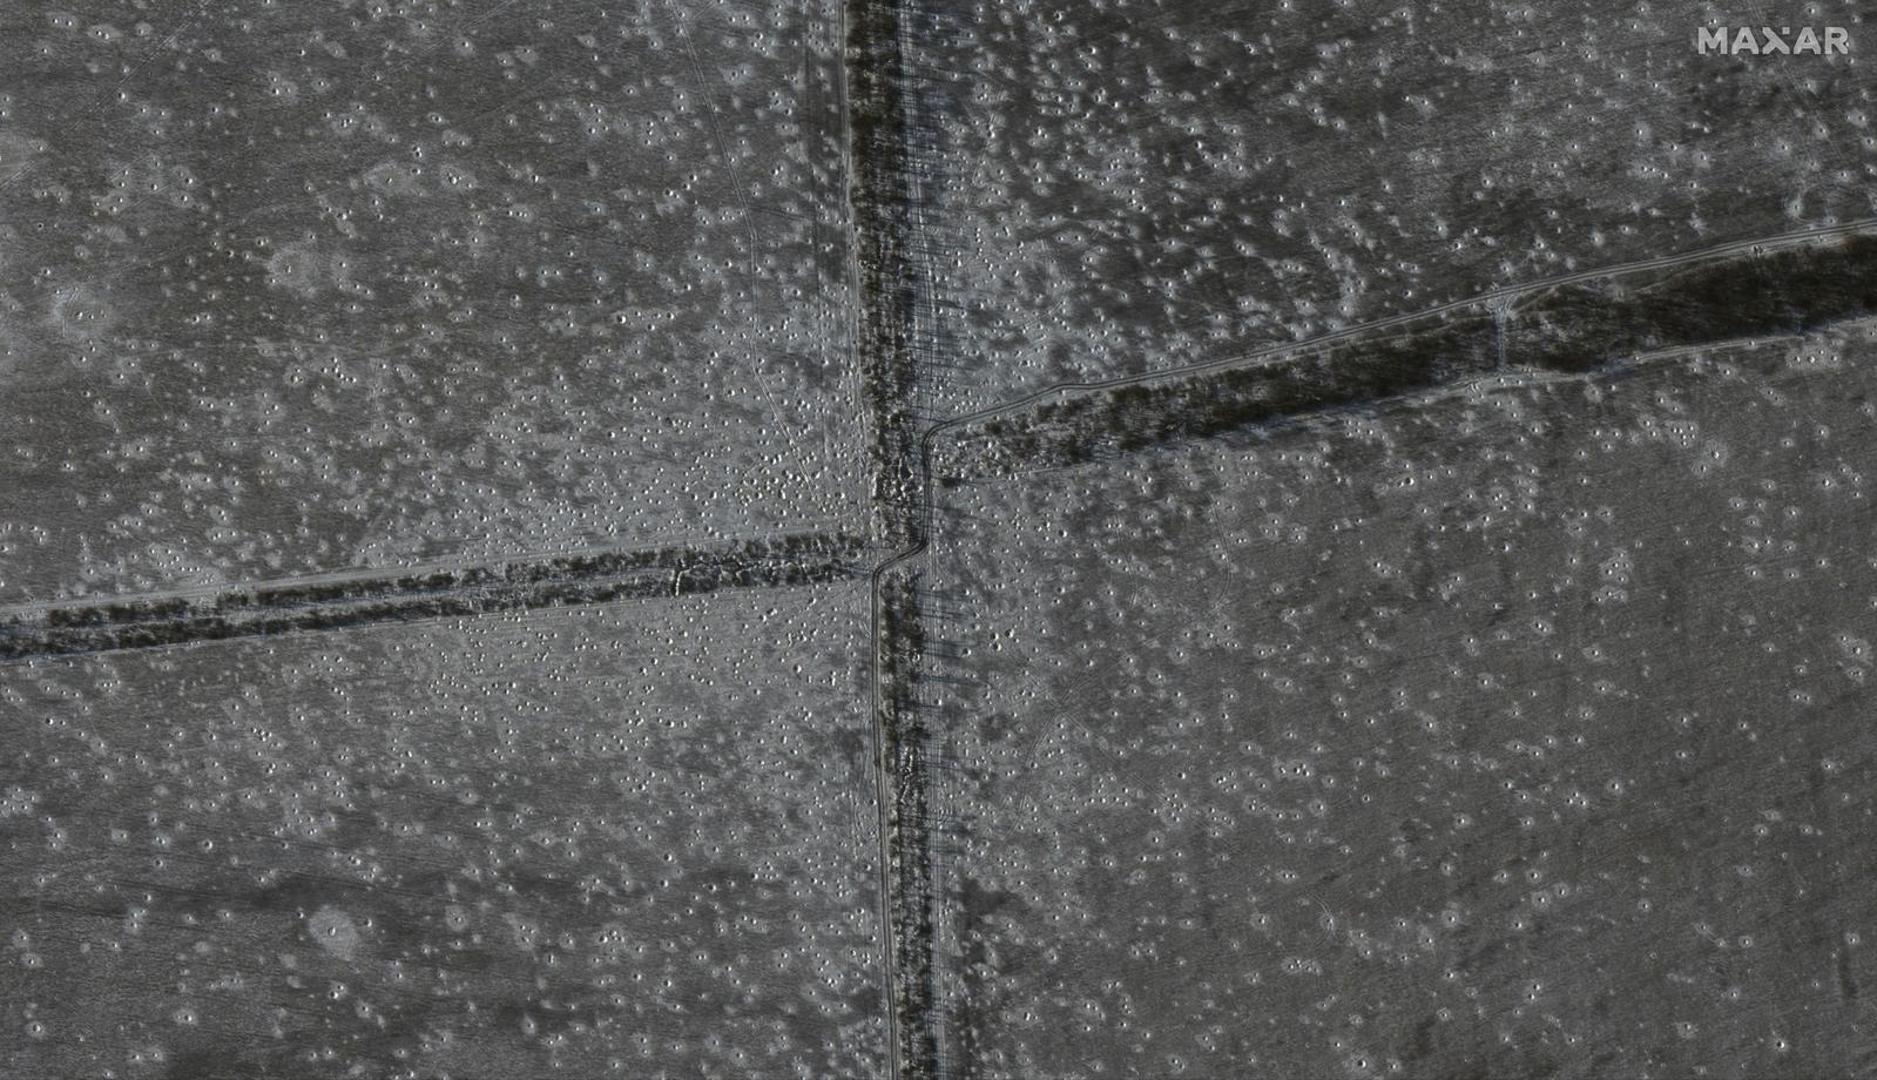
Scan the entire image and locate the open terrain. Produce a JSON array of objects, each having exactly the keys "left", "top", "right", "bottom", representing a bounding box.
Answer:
[
  {"left": 1, "top": 581, "right": 885, "bottom": 1078},
  {"left": 5, "top": 1, "right": 1877, "bottom": 1077},
  {"left": 915, "top": 321, "right": 1877, "bottom": 1077},
  {"left": 915, "top": 0, "right": 1877, "bottom": 414},
  {"left": 0, "top": 0, "right": 862, "bottom": 603}
]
